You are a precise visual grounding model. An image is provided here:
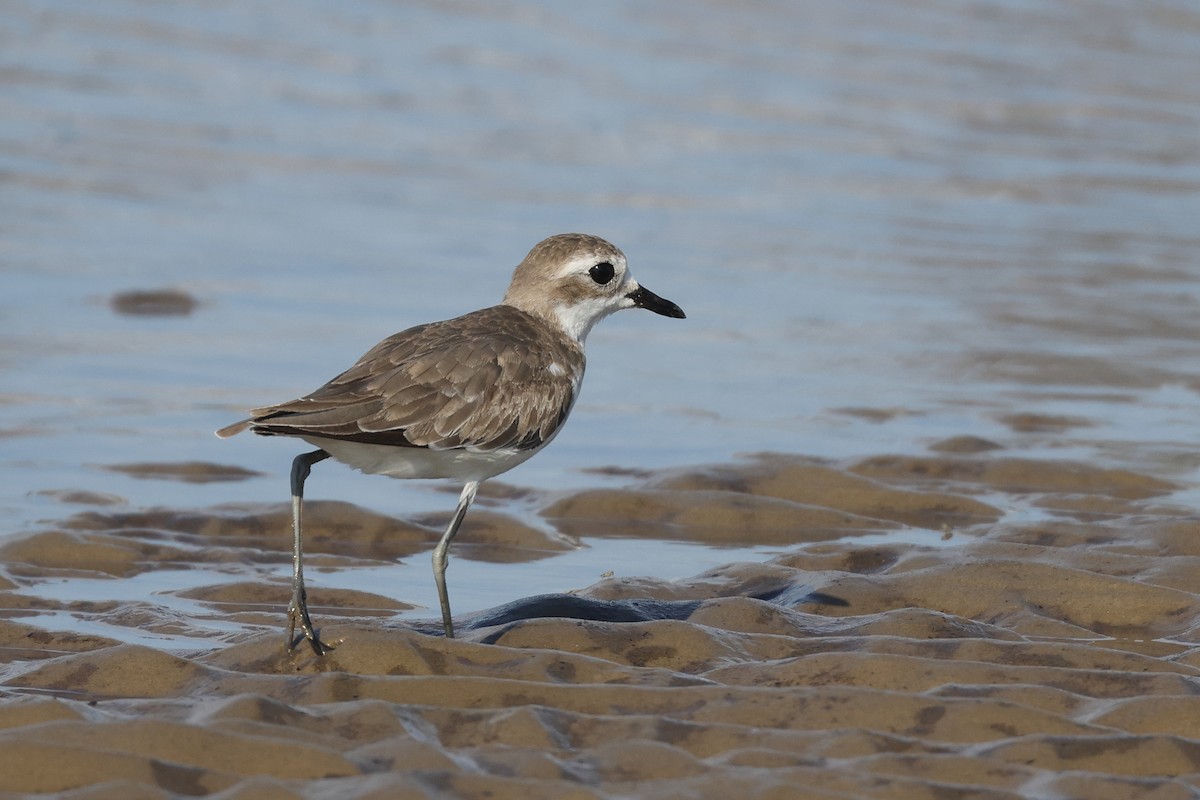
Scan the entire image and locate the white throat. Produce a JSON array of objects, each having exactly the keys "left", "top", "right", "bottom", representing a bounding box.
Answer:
[{"left": 553, "top": 298, "right": 622, "bottom": 343}]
